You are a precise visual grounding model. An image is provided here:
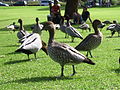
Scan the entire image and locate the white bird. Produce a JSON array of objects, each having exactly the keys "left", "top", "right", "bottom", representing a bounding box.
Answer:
[
  {"left": 15, "top": 33, "right": 43, "bottom": 60},
  {"left": 6, "top": 22, "right": 19, "bottom": 32}
]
